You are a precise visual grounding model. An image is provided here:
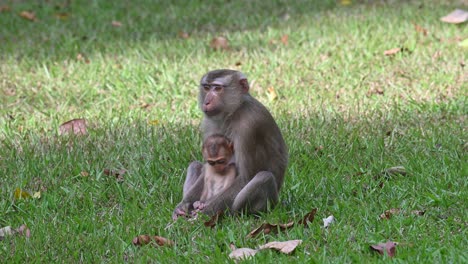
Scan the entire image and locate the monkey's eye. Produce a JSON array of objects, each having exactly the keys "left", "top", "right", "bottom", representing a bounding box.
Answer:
[
  {"left": 213, "top": 85, "right": 223, "bottom": 92},
  {"left": 216, "top": 159, "right": 226, "bottom": 165},
  {"left": 202, "top": 84, "right": 210, "bottom": 91},
  {"left": 207, "top": 161, "right": 216, "bottom": 166}
]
